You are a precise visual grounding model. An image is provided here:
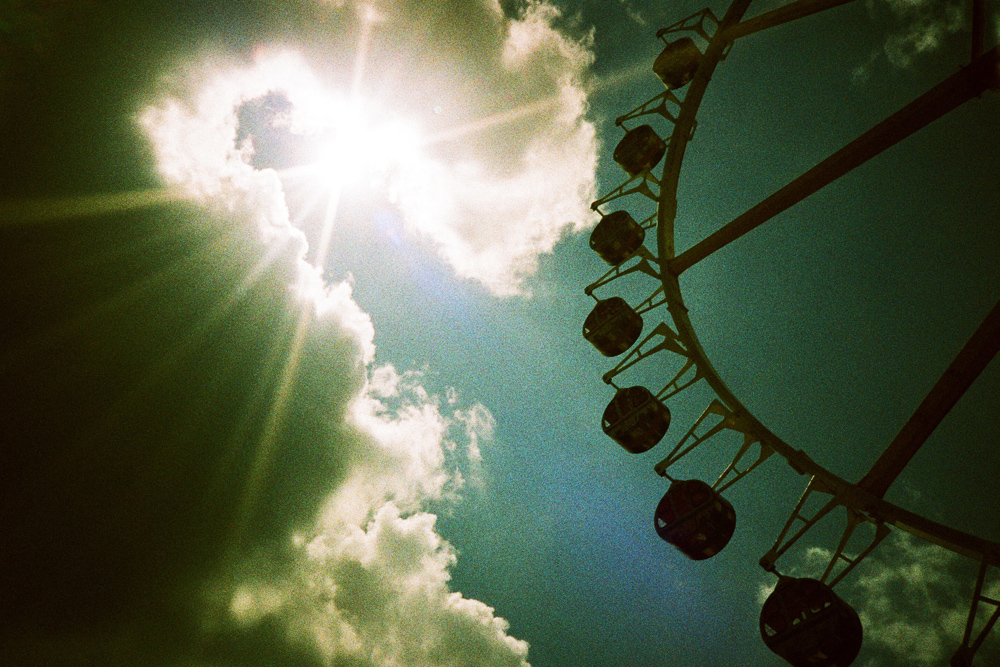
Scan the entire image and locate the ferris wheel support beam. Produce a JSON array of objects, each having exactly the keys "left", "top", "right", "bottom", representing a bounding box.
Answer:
[
  {"left": 972, "top": 0, "right": 985, "bottom": 60},
  {"left": 666, "top": 45, "right": 1000, "bottom": 277},
  {"left": 648, "top": 1, "right": 1000, "bottom": 565},
  {"left": 610, "top": 1, "right": 1000, "bottom": 660},
  {"left": 721, "top": 0, "right": 858, "bottom": 42},
  {"left": 859, "top": 297, "right": 1000, "bottom": 498}
]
